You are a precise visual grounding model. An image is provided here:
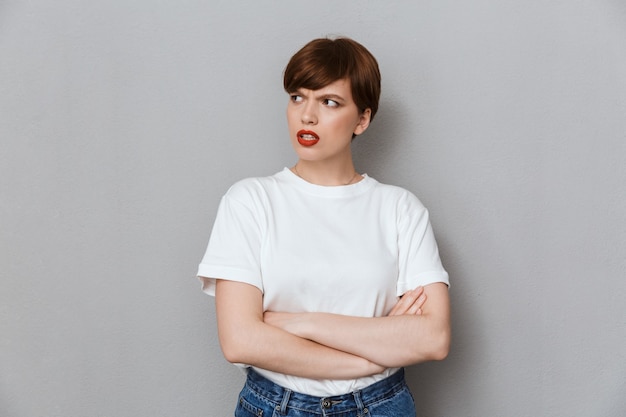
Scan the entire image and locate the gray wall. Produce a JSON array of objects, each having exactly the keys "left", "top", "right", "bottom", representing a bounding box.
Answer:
[{"left": 1, "top": 1, "right": 625, "bottom": 416}]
